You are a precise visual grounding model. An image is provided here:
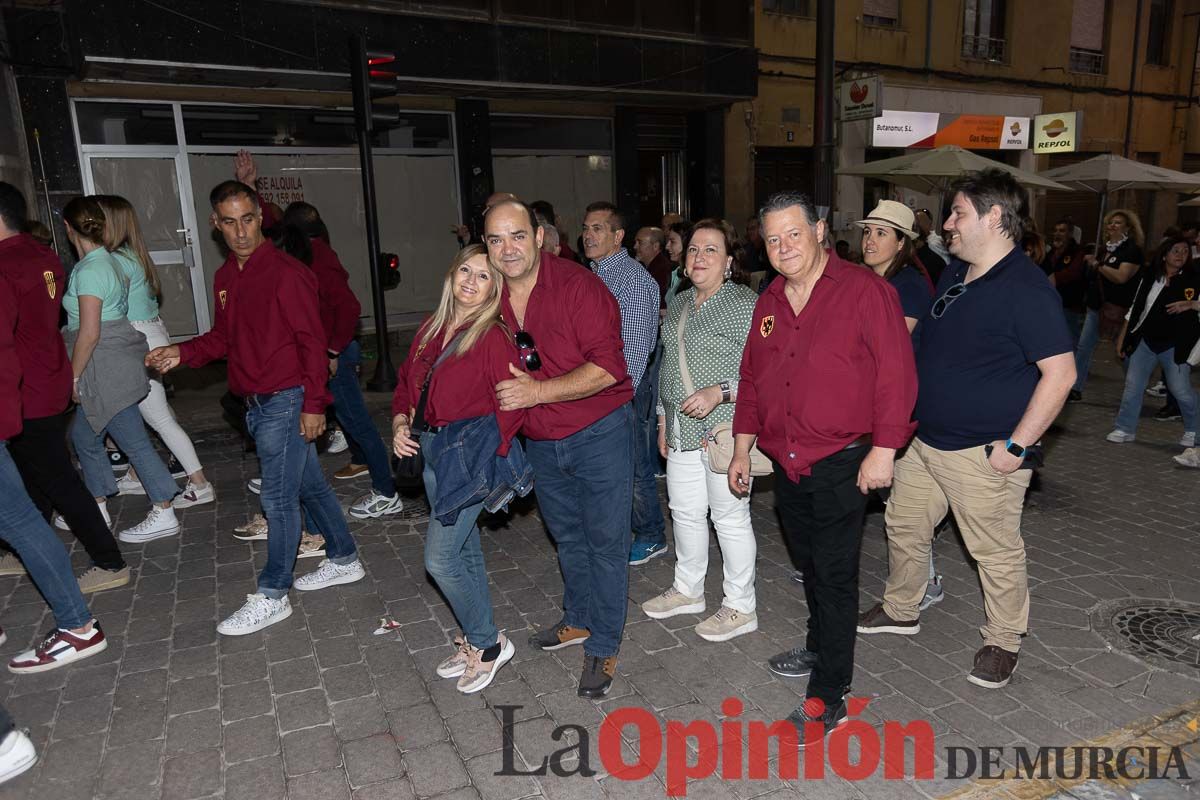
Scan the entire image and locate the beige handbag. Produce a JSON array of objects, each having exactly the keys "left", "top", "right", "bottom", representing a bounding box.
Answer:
[{"left": 676, "top": 302, "right": 773, "bottom": 476}]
